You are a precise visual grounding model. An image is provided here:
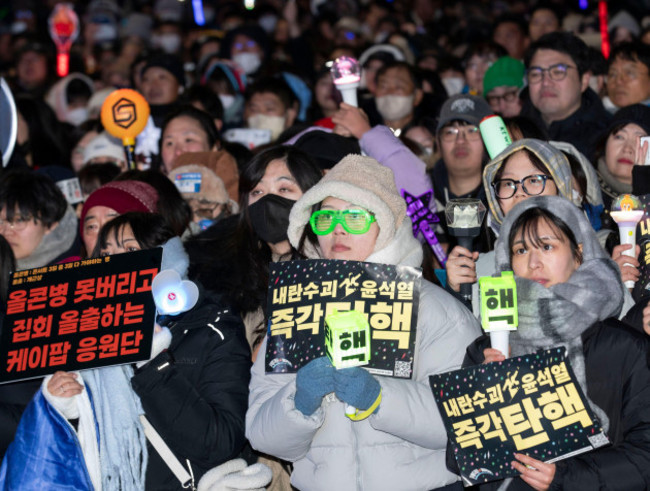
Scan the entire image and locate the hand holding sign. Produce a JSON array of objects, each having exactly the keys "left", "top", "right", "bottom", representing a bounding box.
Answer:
[{"left": 101, "top": 89, "right": 150, "bottom": 170}]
